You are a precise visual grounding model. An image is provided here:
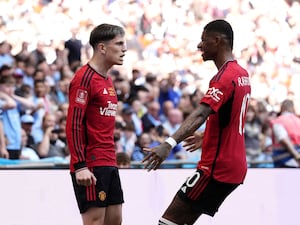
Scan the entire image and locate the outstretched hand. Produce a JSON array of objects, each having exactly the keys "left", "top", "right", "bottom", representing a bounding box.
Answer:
[
  {"left": 183, "top": 131, "right": 204, "bottom": 152},
  {"left": 142, "top": 142, "right": 172, "bottom": 171}
]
